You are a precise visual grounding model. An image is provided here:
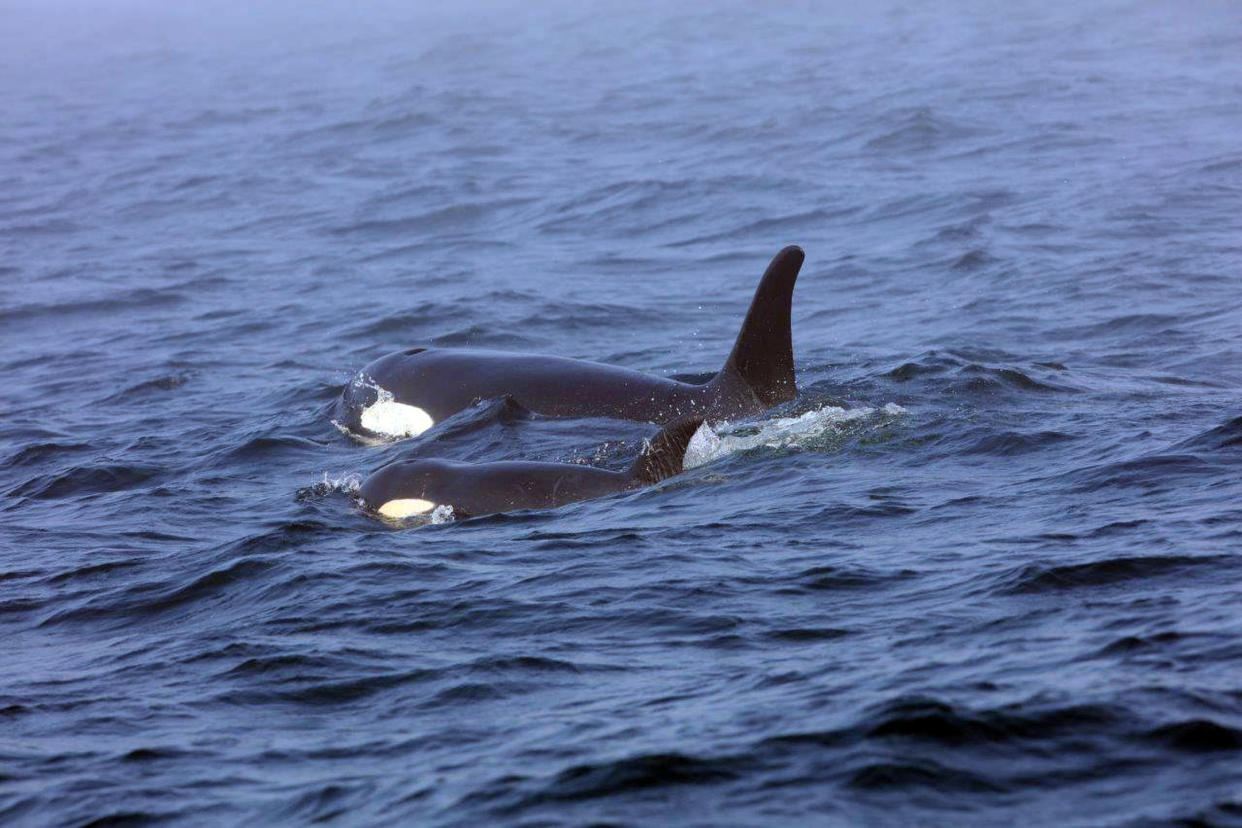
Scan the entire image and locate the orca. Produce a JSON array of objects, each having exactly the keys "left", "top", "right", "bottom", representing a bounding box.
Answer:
[
  {"left": 359, "top": 417, "right": 704, "bottom": 520},
  {"left": 336, "top": 245, "right": 804, "bottom": 440}
]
